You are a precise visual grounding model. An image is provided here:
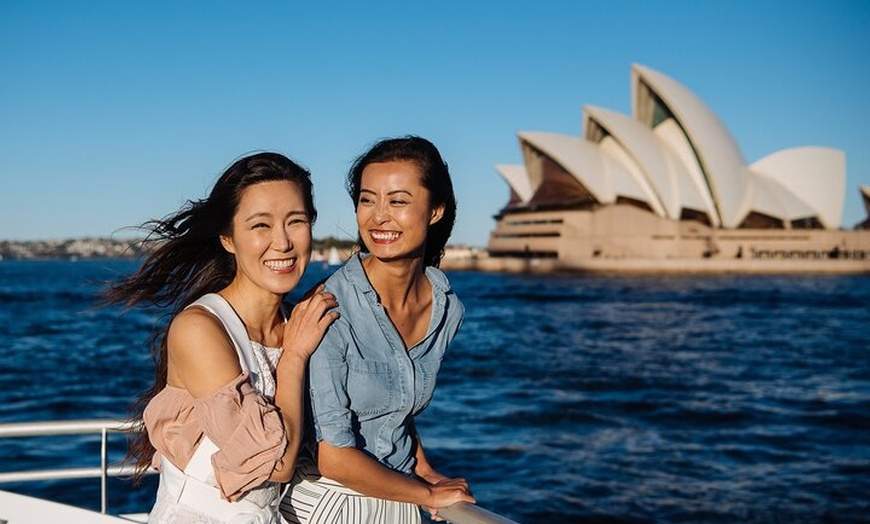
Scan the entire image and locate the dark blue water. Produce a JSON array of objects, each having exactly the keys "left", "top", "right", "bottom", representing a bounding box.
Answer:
[{"left": 1, "top": 260, "right": 868, "bottom": 523}]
